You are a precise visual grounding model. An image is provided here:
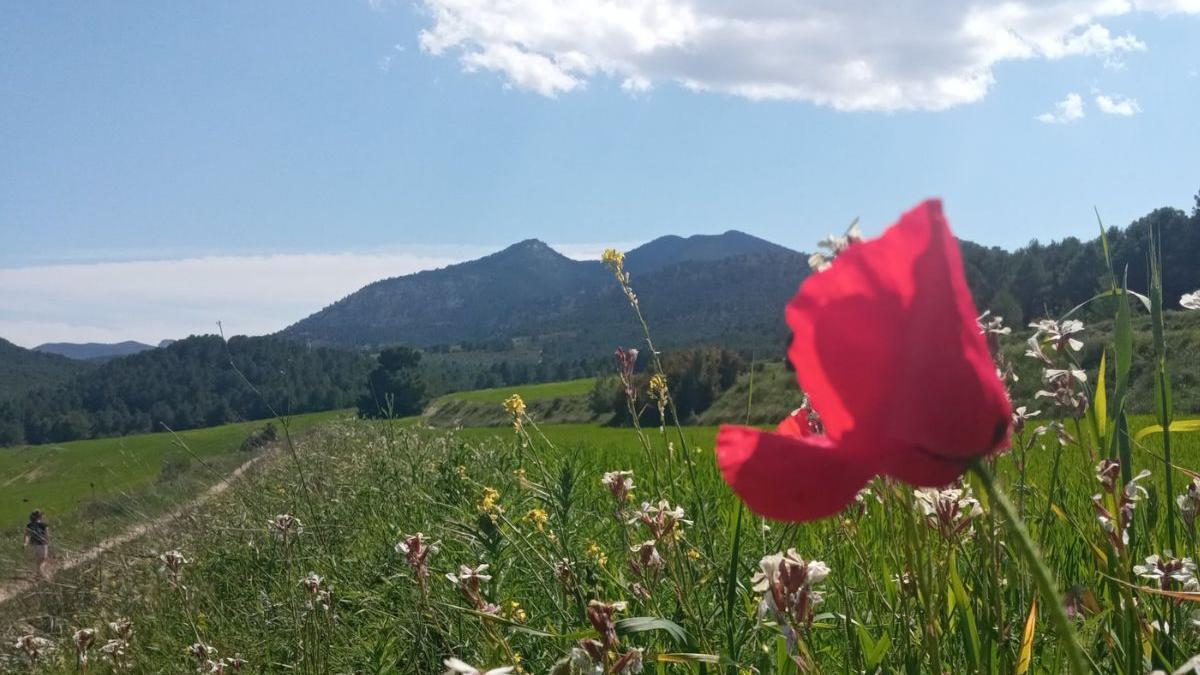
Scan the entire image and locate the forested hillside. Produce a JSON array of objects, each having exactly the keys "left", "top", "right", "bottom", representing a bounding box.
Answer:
[
  {"left": 0, "top": 335, "right": 371, "bottom": 445},
  {"left": 0, "top": 338, "right": 92, "bottom": 399},
  {"left": 962, "top": 202, "right": 1200, "bottom": 324}
]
